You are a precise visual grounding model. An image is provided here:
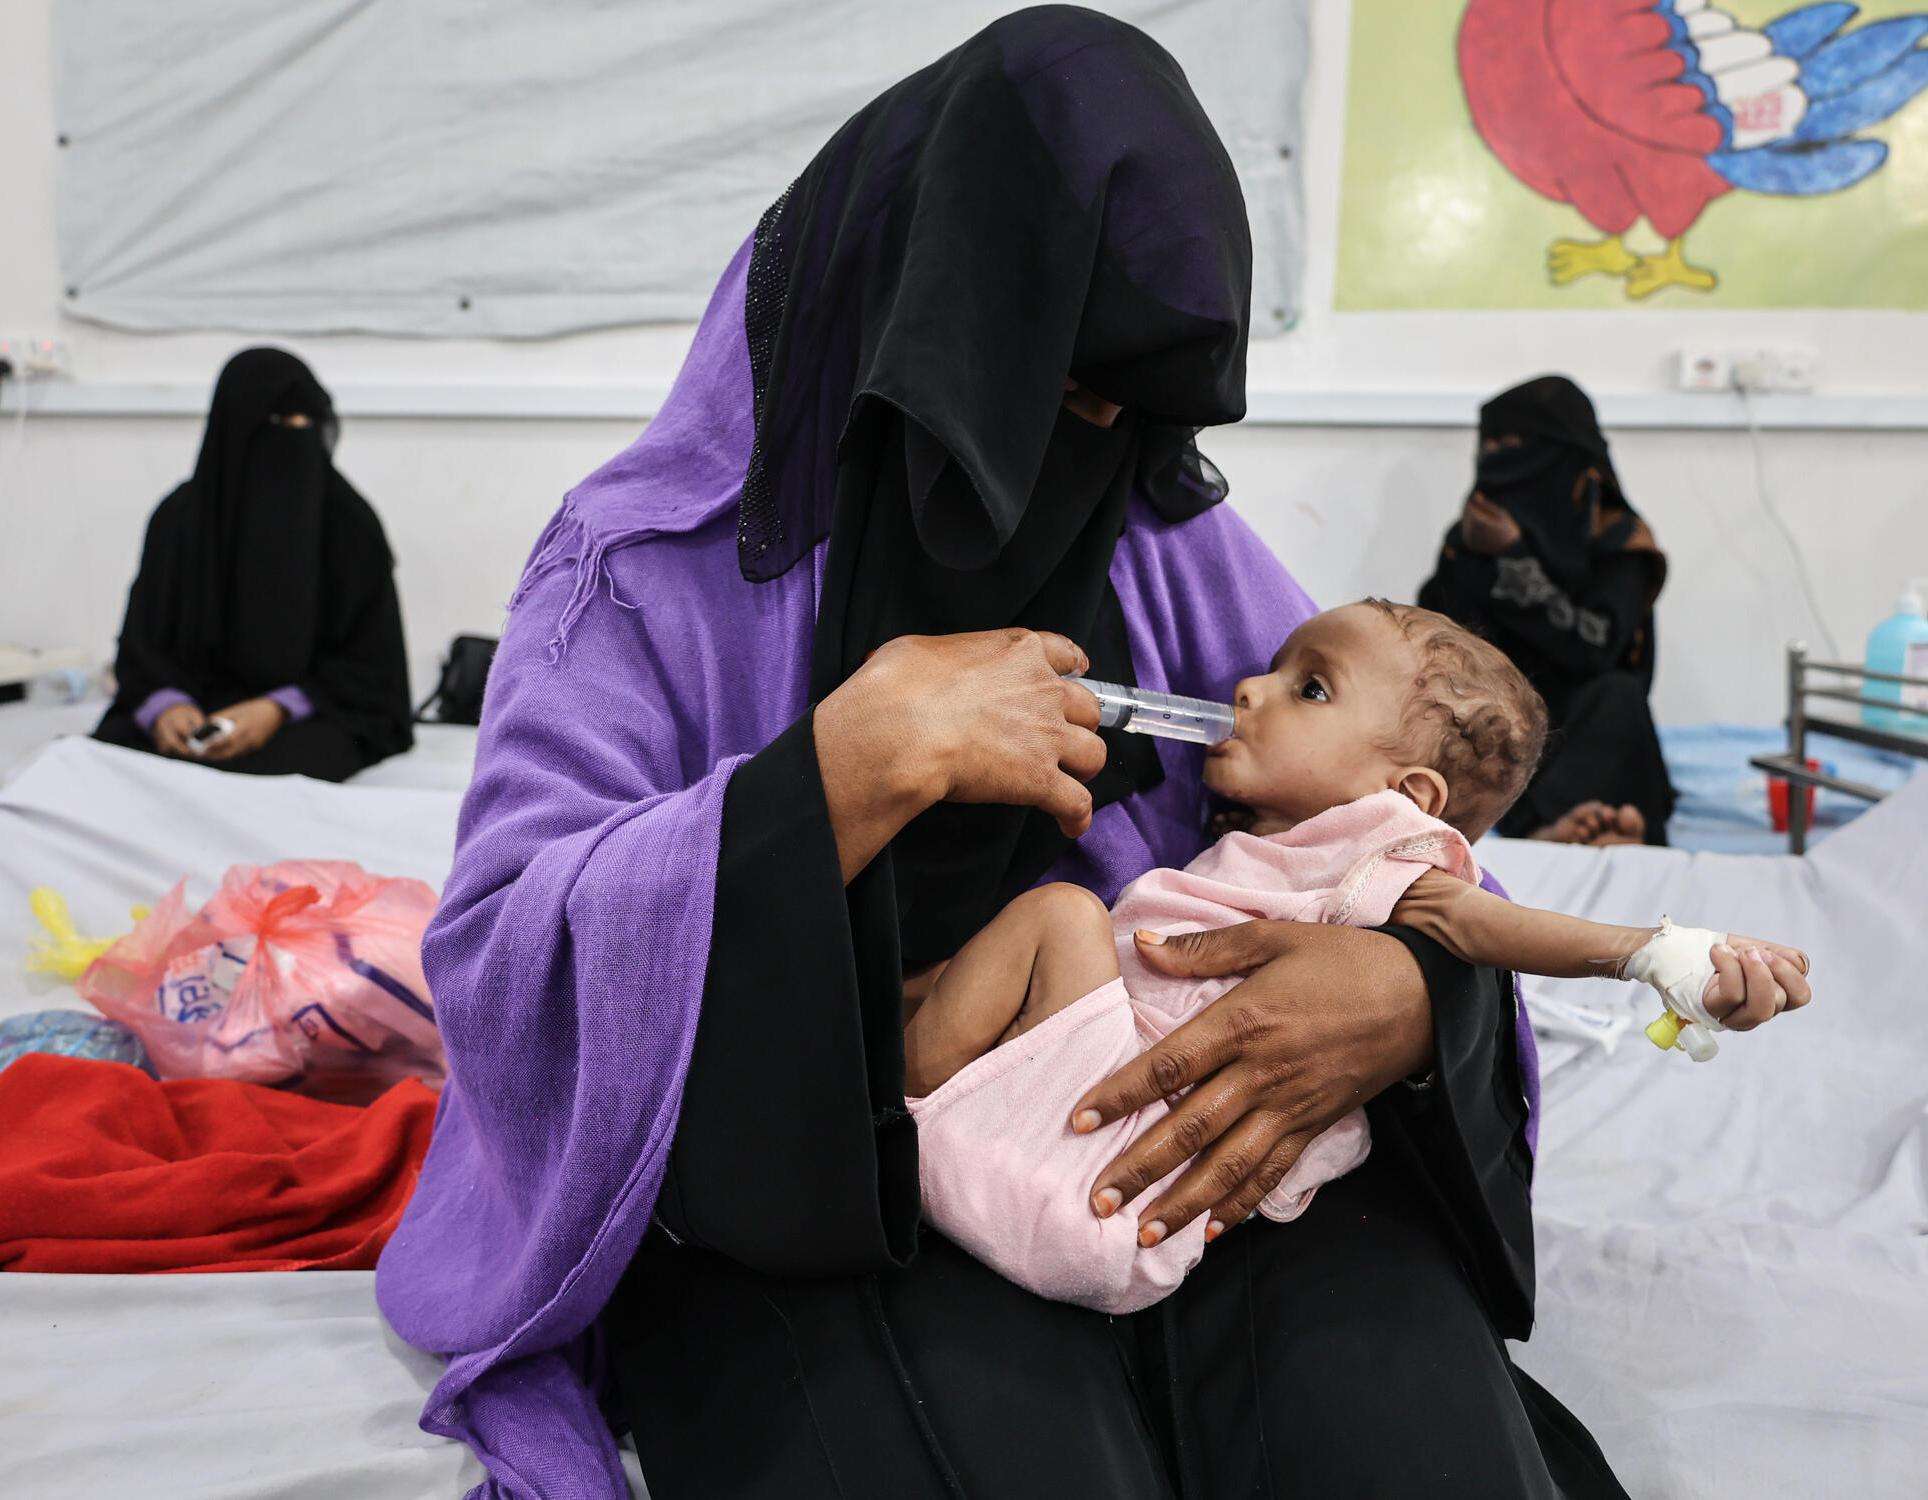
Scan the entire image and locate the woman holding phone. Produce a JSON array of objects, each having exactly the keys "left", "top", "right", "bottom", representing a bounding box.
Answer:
[{"left": 94, "top": 348, "right": 412, "bottom": 781}]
